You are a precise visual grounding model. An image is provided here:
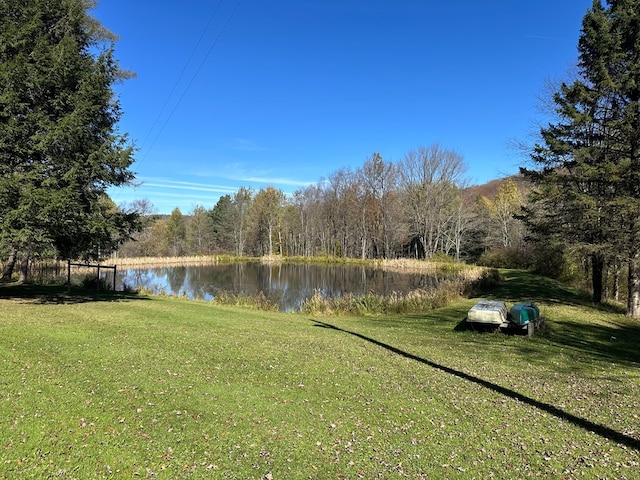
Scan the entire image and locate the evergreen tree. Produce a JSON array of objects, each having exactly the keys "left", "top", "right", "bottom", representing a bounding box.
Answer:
[
  {"left": 522, "top": 0, "right": 640, "bottom": 317},
  {"left": 209, "top": 195, "right": 234, "bottom": 253},
  {"left": 0, "top": 0, "right": 138, "bottom": 280}
]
